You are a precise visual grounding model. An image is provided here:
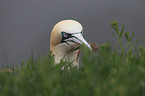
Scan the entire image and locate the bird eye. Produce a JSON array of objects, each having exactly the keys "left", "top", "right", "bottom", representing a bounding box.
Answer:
[{"left": 63, "top": 33, "right": 68, "bottom": 37}]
